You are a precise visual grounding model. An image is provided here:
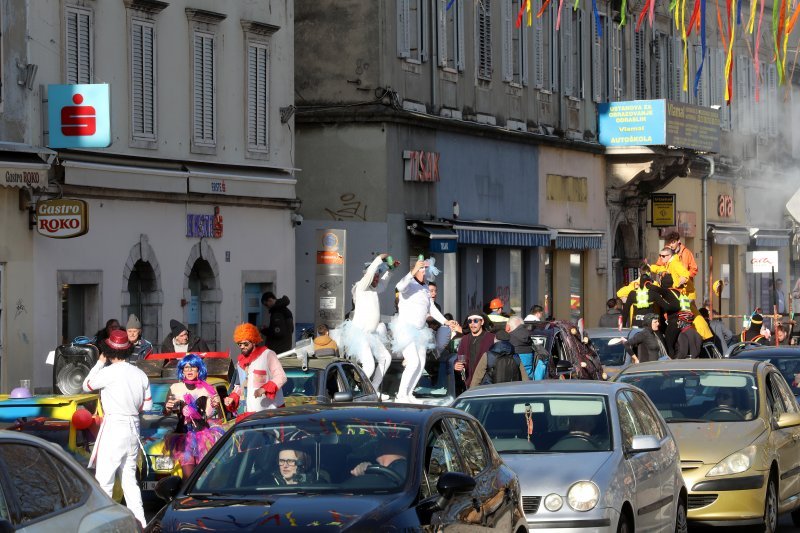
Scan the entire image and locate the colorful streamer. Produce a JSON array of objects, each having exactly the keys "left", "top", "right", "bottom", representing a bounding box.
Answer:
[
  {"left": 556, "top": 0, "right": 565, "bottom": 30},
  {"left": 755, "top": 0, "right": 766, "bottom": 99},
  {"left": 593, "top": 0, "right": 603, "bottom": 36},
  {"left": 536, "top": 0, "right": 552, "bottom": 18},
  {"left": 515, "top": 0, "right": 533, "bottom": 28},
  {"left": 724, "top": 0, "right": 736, "bottom": 101},
  {"left": 693, "top": 0, "right": 707, "bottom": 97}
]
